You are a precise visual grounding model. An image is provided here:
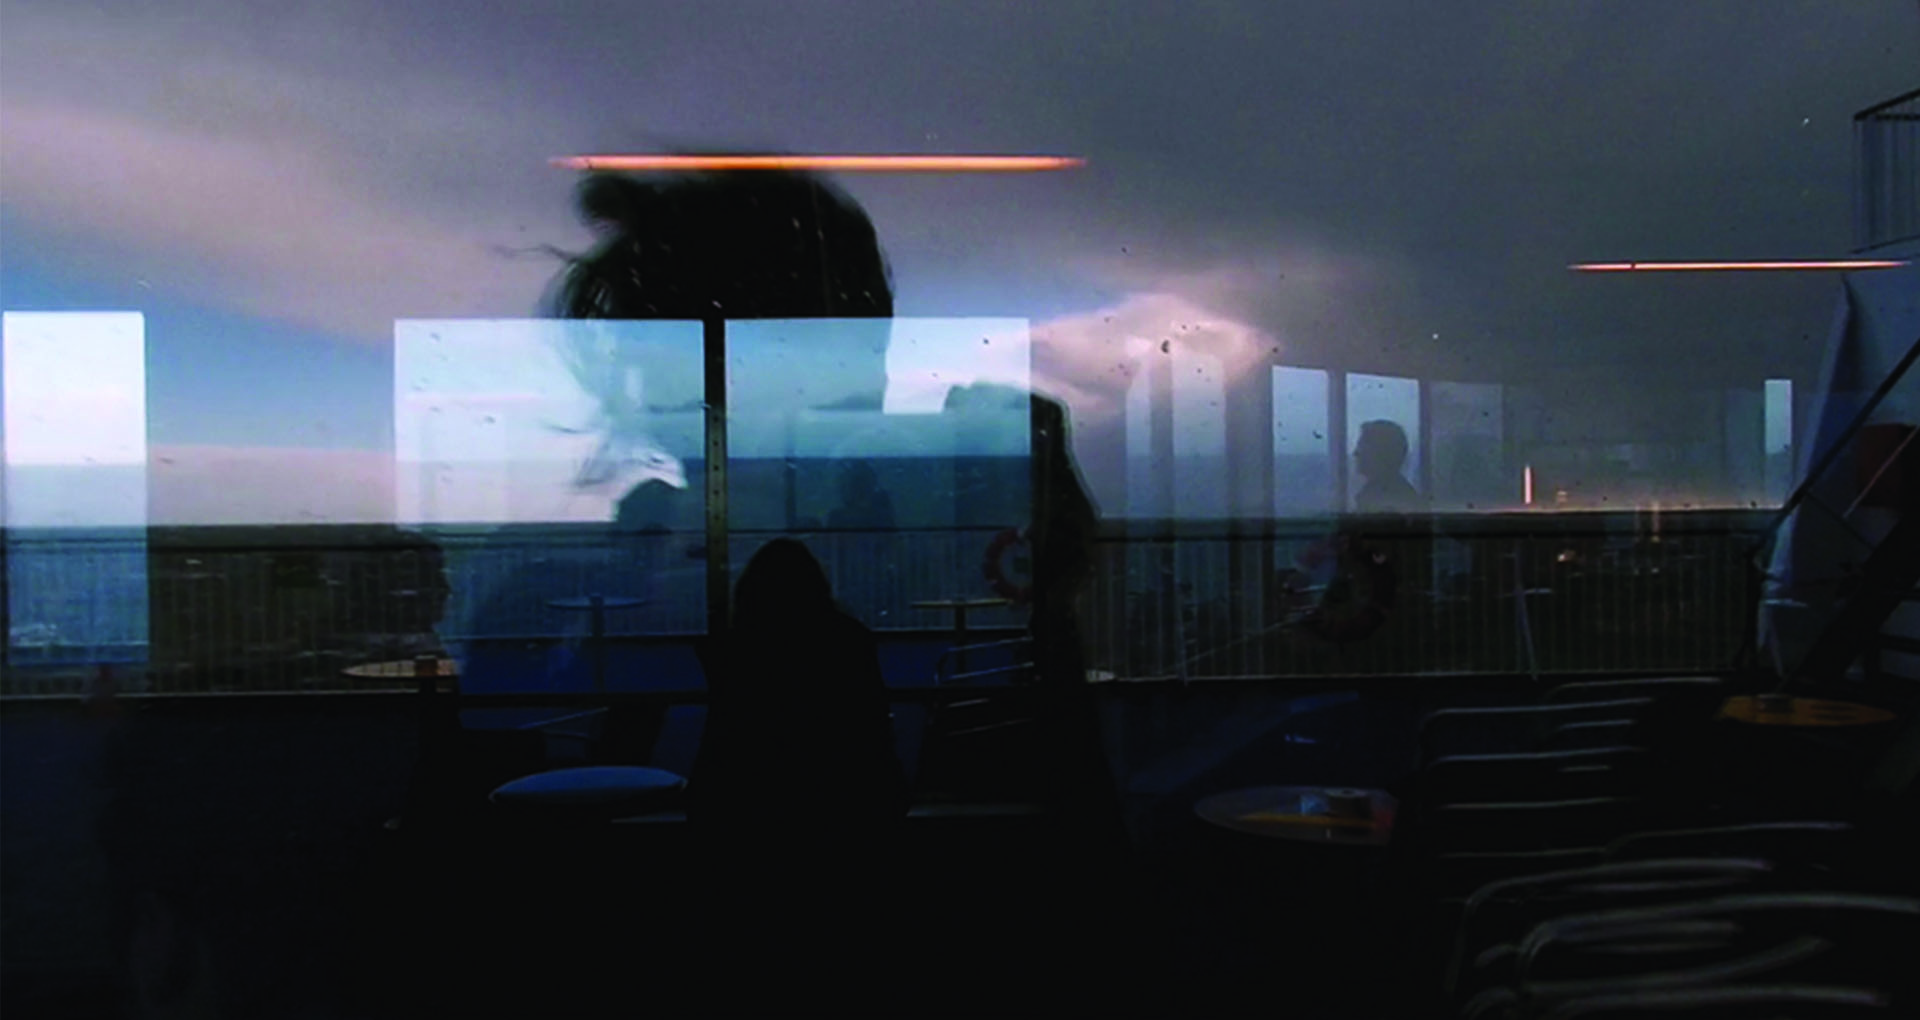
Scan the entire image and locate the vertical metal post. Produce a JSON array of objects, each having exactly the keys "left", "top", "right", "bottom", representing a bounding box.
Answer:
[
  {"left": 1225, "top": 364, "right": 1275, "bottom": 674},
  {"left": 704, "top": 317, "right": 730, "bottom": 645},
  {"left": 1149, "top": 351, "right": 1178, "bottom": 676},
  {"left": 1417, "top": 377, "right": 1434, "bottom": 499},
  {"left": 1329, "top": 368, "right": 1350, "bottom": 513},
  {"left": 589, "top": 593, "right": 607, "bottom": 693}
]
